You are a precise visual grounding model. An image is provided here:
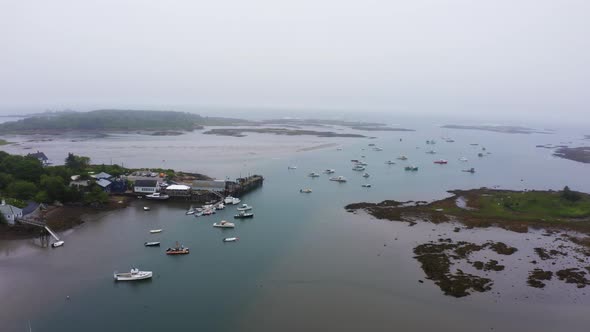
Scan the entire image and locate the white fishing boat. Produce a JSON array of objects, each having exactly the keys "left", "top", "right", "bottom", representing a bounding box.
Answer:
[
  {"left": 308, "top": 172, "right": 320, "bottom": 178},
  {"left": 329, "top": 176, "right": 347, "bottom": 182},
  {"left": 149, "top": 229, "right": 163, "bottom": 234},
  {"left": 145, "top": 193, "right": 169, "bottom": 200},
  {"left": 113, "top": 268, "right": 152, "bottom": 281},
  {"left": 288, "top": 165, "right": 297, "bottom": 170},
  {"left": 144, "top": 241, "right": 160, "bottom": 247},
  {"left": 352, "top": 165, "right": 366, "bottom": 171},
  {"left": 237, "top": 204, "right": 253, "bottom": 211},
  {"left": 324, "top": 169, "right": 336, "bottom": 174},
  {"left": 234, "top": 211, "right": 254, "bottom": 219},
  {"left": 385, "top": 160, "right": 396, "bottom": 165},
  {"left": 362, "top": 173, "right": 370, "bottom": 178},
  {"left": 215, "top": 203, "right": 225, "bottom": 210},
  {"left": 373, "top": 147, "right": 383, "bottom": 151},
  {"left": 459, "top": 157, "right": 468, "bottom": 162},
  {"left": 51, "top": 240, "right": 64, "bottom": 248},
  {"left": 426, "top": 150, "right": 436, "bottom": 154},
  {"left": 213, "top": 220, "right": 235, "bottom": 228},
  {"left": 185, "top": 205, "right": 195, "bottom": 215},
  {"left": 143, "top": 206, "right": 150, "bottom": 211},
  {"left": 223, "top": 237, "right": 239, "bottom": 242},
  {"left": 362, "top": 184, "right": 372, "bottom": 188},
  {"left": 224, "top": 196, "right": 235, "bottom": 204},
  {"left": 397, "top": 155, "right": 408, "bottom": 160},
  {"left": 300, "top": 188, "right": 312, "bottom": 193}
]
